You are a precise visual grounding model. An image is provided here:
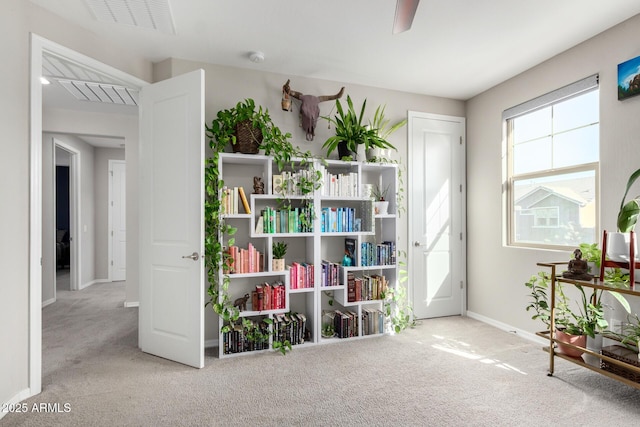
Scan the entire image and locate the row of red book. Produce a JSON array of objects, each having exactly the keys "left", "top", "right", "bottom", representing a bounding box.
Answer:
[{"left": 251, "top": 281, "right": 286, "bottom": 312}]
